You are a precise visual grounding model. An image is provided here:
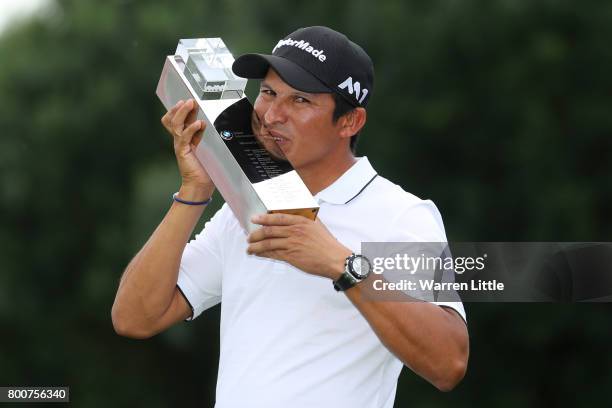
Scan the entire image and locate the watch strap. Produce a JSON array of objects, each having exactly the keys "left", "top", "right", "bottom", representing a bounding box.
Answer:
[
  {"left": 333, "top": 271, "right": 358, "bottom": 291},
  {"left": 333, "top": 253, "right": 357, "bottom": 292}
]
